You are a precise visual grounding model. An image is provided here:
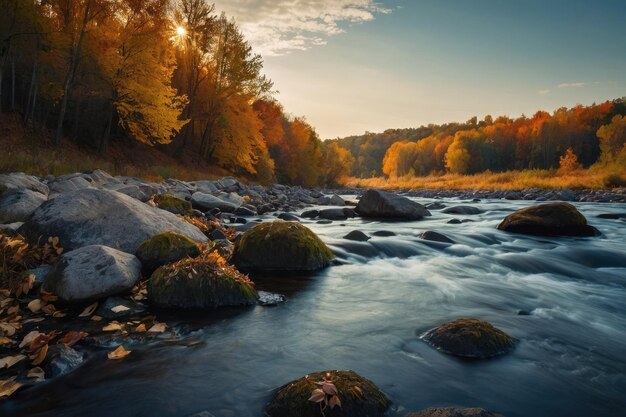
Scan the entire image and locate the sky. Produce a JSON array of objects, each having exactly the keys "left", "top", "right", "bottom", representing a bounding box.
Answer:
[{"left": 214, "top": 0, "right": 626, "bottom": 139}]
